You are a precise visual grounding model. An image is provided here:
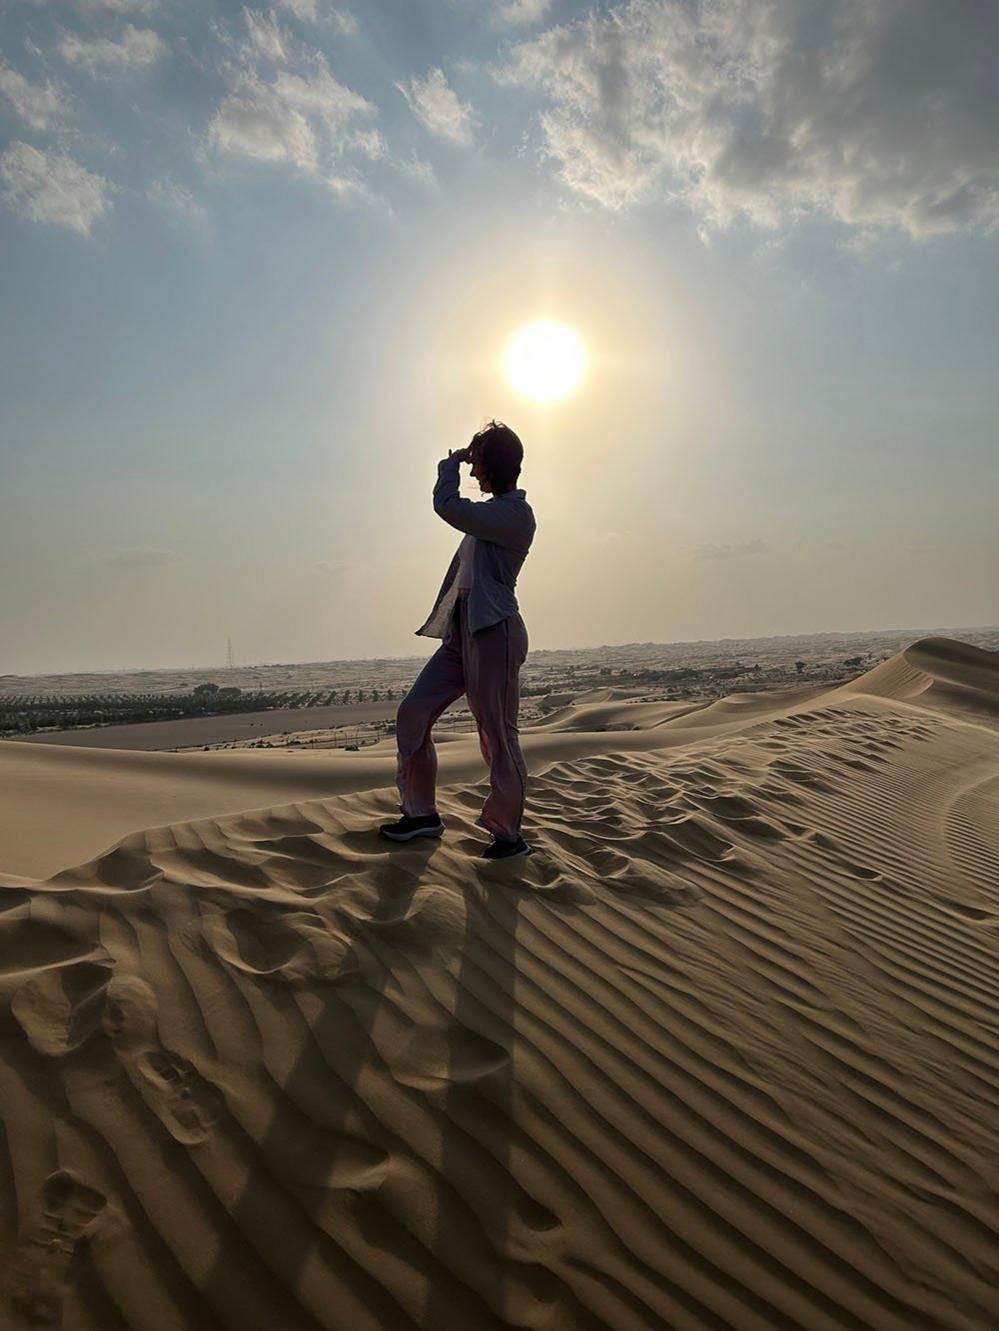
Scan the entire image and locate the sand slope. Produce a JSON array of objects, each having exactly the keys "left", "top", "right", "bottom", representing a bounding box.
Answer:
[
  {"left": 834, "top": 636, "right": 999, "bottom": 728},
  {"left": 0, "top": 683, "right": 831, "bottom": 882},
  {"left": 1, "top": 638, "right": 998, "bottom": 1329},
  {"left": 0, "top": 687, "right": 826, "bottom": 882}
]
